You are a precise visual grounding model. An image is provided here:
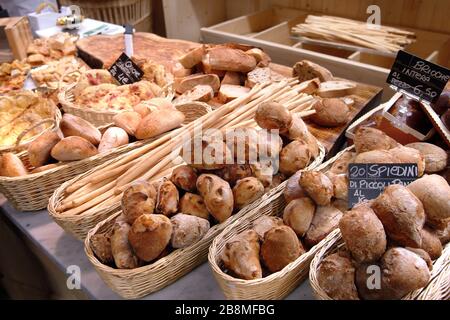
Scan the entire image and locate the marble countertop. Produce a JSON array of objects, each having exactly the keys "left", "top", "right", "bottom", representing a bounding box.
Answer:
[{"left": 0, "top": 196, "right": 315, "bottom": 300}]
